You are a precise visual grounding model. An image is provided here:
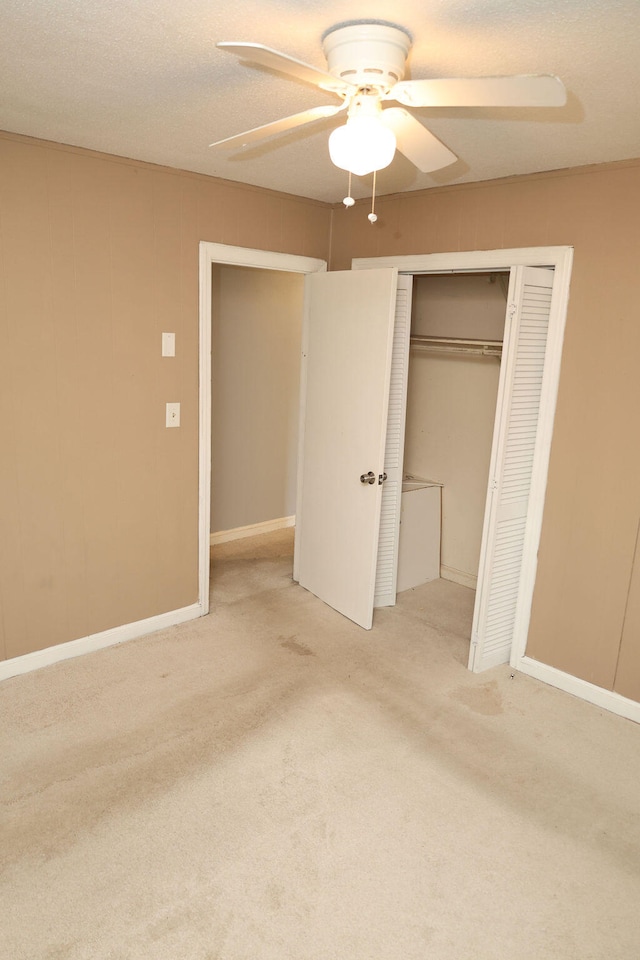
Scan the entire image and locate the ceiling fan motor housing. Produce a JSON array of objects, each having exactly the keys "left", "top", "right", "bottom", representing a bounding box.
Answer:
[{"left": 322, "top": 23, "right": 411, "bottom": 94}]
